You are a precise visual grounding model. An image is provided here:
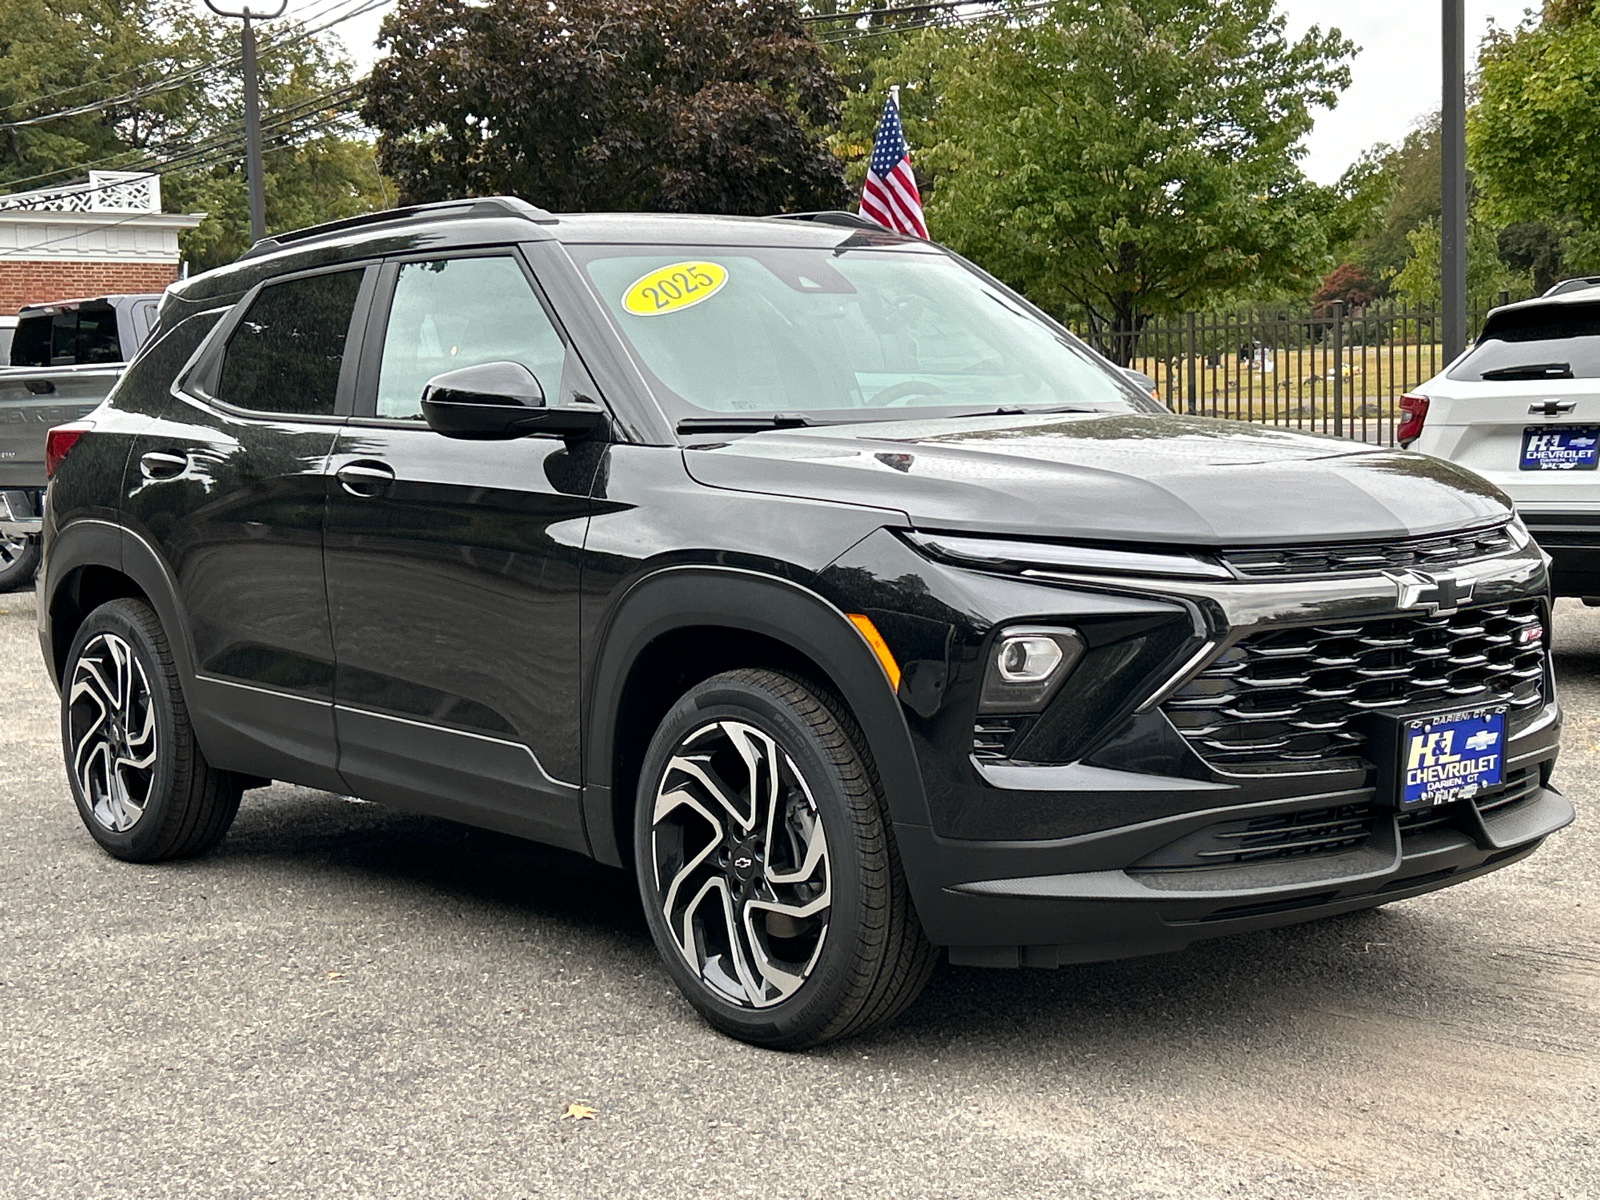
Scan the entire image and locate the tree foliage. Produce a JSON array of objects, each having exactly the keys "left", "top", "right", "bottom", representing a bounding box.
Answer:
[
  {"left": 362, "top": 0, "right": 849, "bottom": 214},
  {"left": 0, "top": 0, "right": 386, "bottom": 272},
  {"left": 1470, "top": 2, "right": 1600, "bottom": 275},
  {"left": 832, "top": 0, "right": 1354, "bottom": 358},
  {"left": 1392, "top": 218, "right": 1526, "bottom": 310}
]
